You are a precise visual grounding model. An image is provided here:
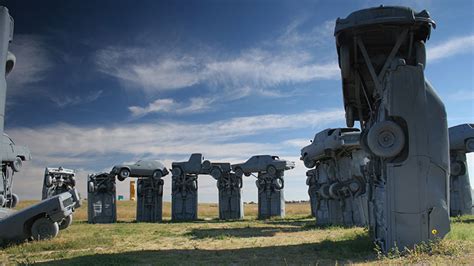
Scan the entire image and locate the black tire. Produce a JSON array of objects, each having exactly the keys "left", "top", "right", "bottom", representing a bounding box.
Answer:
[
  {"left": 319, "top": 184, "right": 330, "bottom": 199},
  {"left": 12, "top": 157, "right": 22, "bottom": 172},
  {"left": 367, "top": 121, "right": 405, "bottom": 158},
  {"left": 466, "top": 138, "right": 474, "bottom": 152},
  {"left": 266, "top": 165, "right": 277, "bottom": 176},
  {"left": 451, "top": 161, "right": 466, "bottom": 176},
  {"left": 6, "top": 193, "right": 19, "bottom": 208},
  {"left": 59, "top": 215, "right": 73, "bottom": 230},
  {"left": 345, "top": 105, "right": 355, "bottom": 128},
  {"left": 153, "top": 170, "right": 163, "bottom": 180},
  {"left": 329, "top": 183, "right": 341, "bottom": 199},
  {"left": 172, "top": 167, "right": 183, "bottom": 177},
  {"left": 202, "top": 160, "right": 211, "bottom": 171},
  {"left": 118, "top": 168, "right": 130, "bottom": 181},
  {"left": 31, "top": 217, "right": 59, "bottom": 240}
]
